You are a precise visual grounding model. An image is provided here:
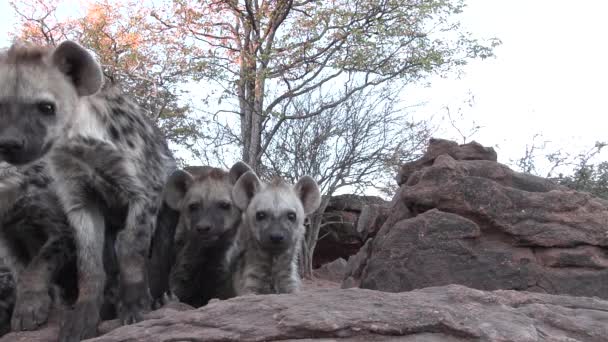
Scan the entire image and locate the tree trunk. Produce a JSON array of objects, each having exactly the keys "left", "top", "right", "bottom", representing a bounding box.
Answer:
[
  {"left": 238, "top": 27, "right": 265, "bottom": 173},
  {"left": 299, "top": 196, "right": 330, "bottom": 279}
]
